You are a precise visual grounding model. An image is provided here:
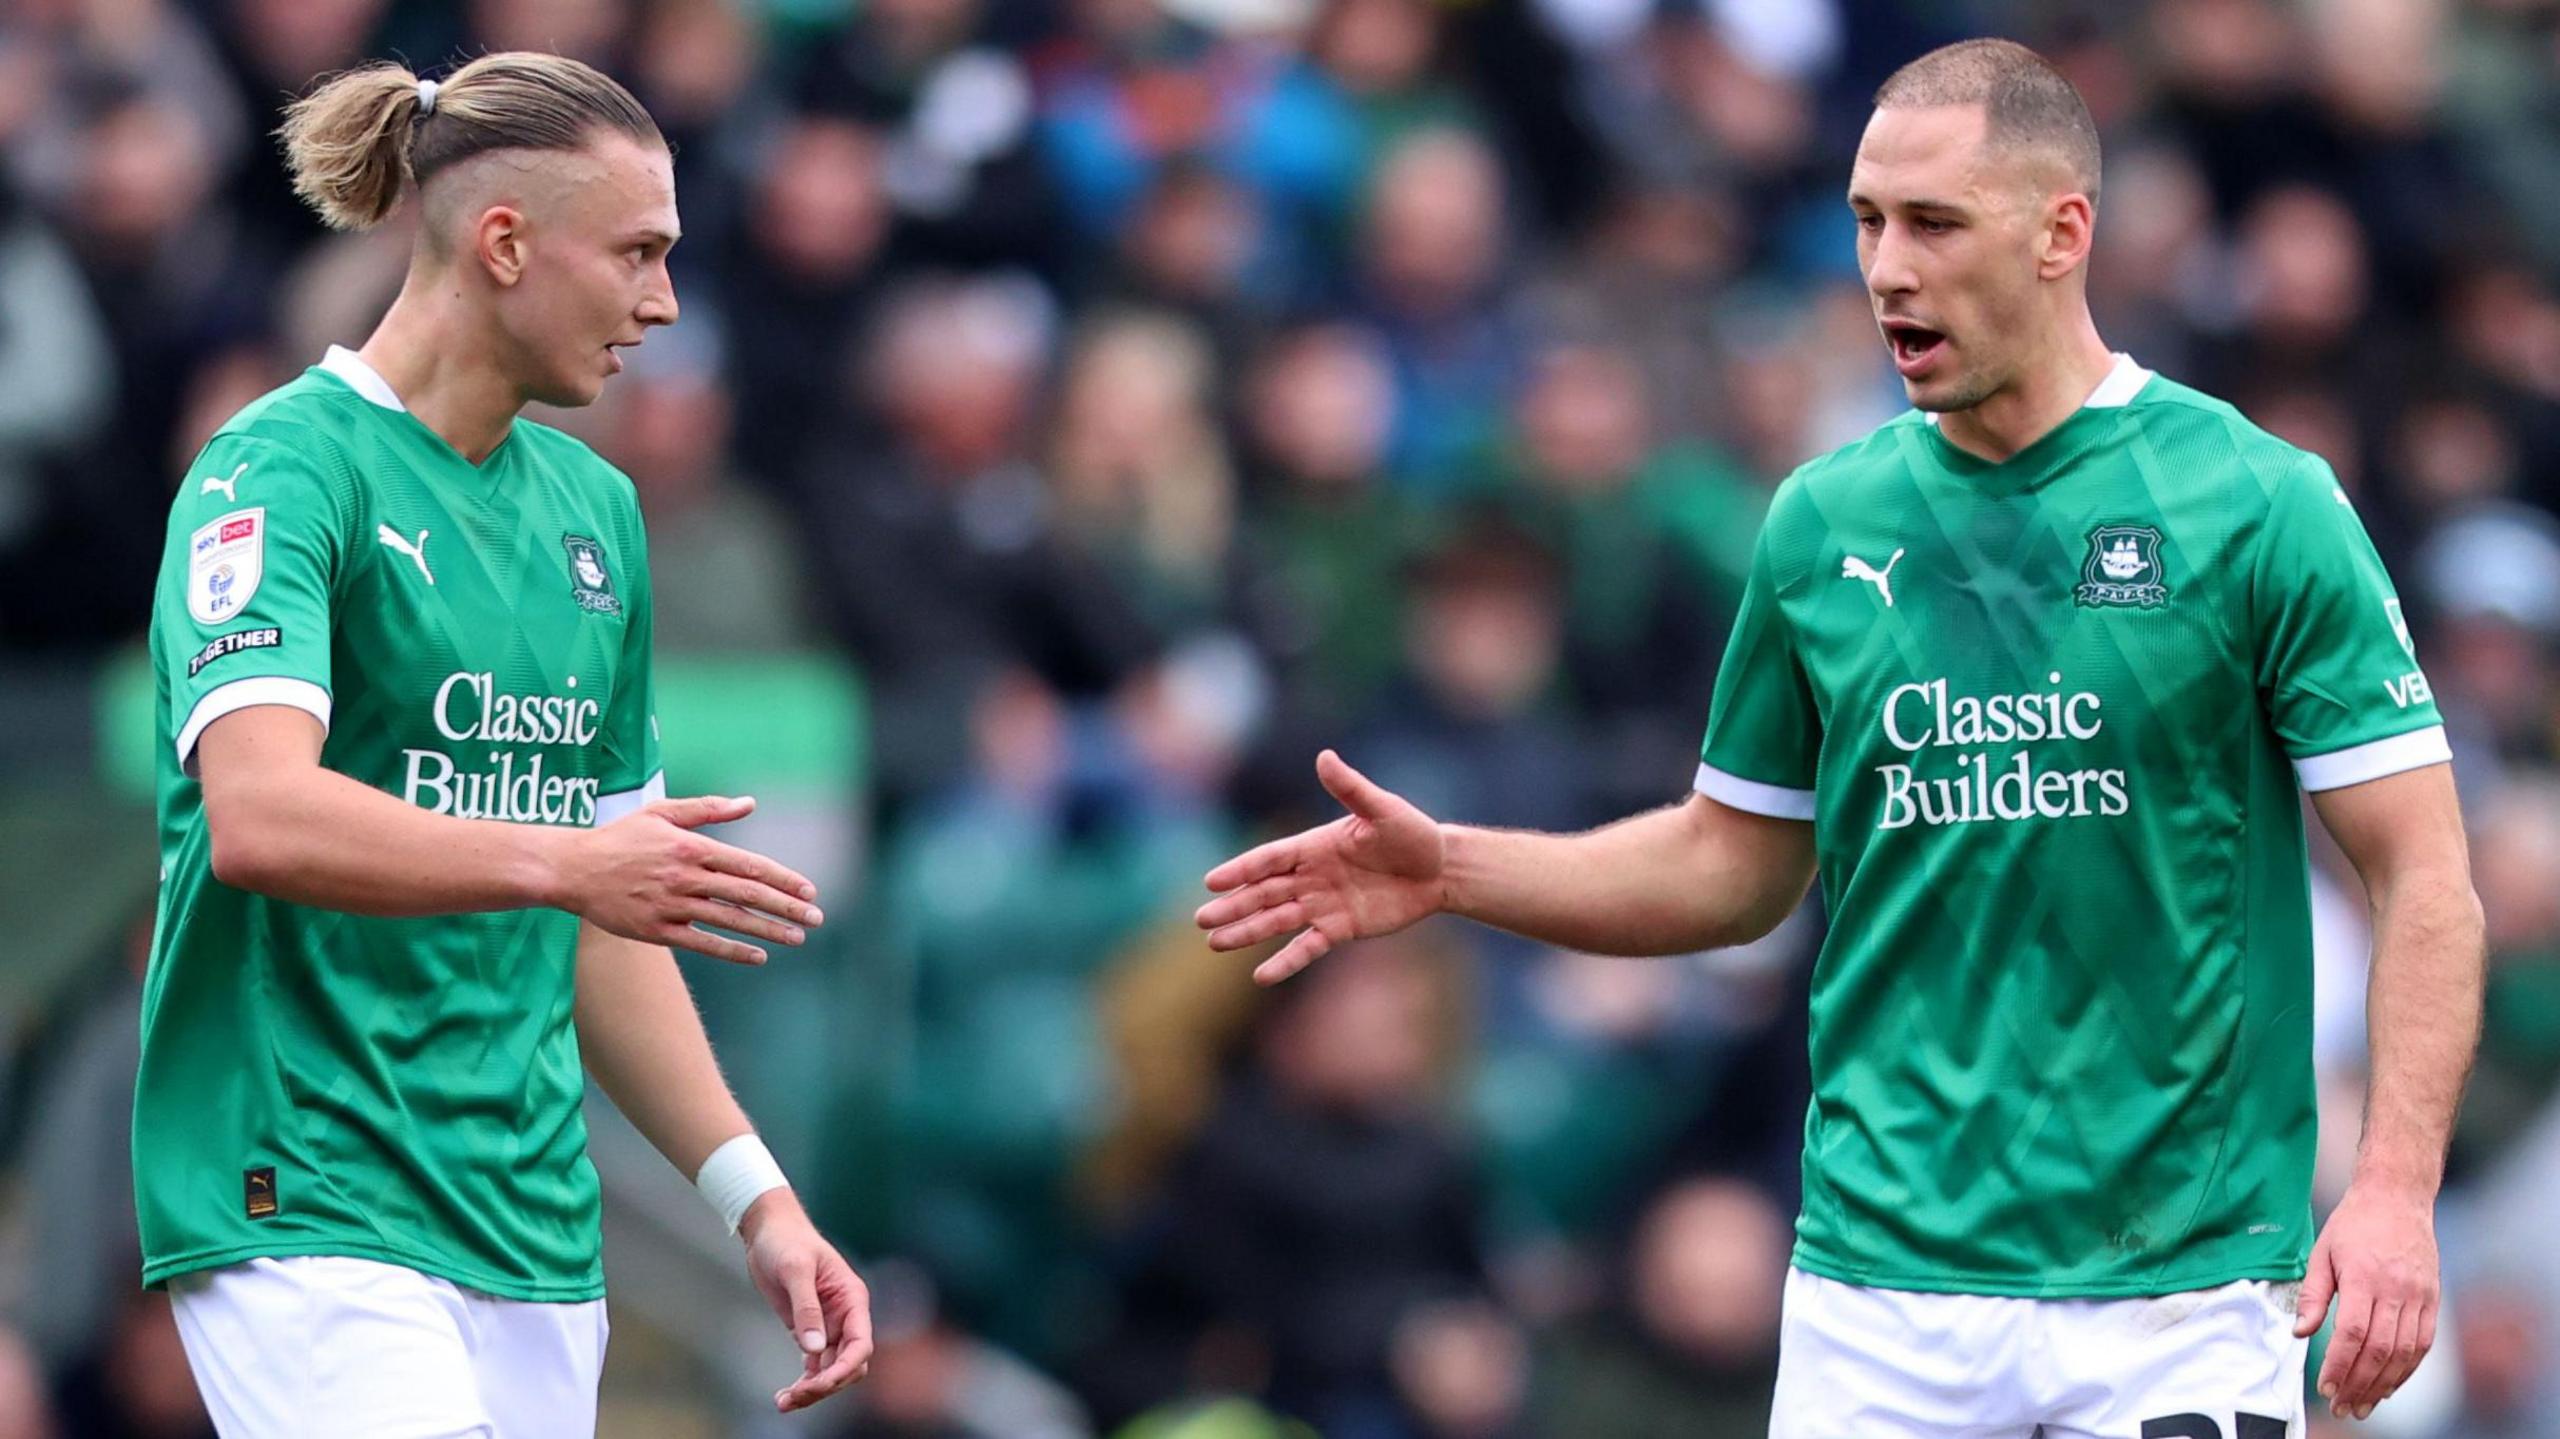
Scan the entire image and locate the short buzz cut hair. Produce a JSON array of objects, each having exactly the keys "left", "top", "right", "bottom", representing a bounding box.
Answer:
[{"left": 1874, "top": 38, "right": 2101, "bottom": 208}]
